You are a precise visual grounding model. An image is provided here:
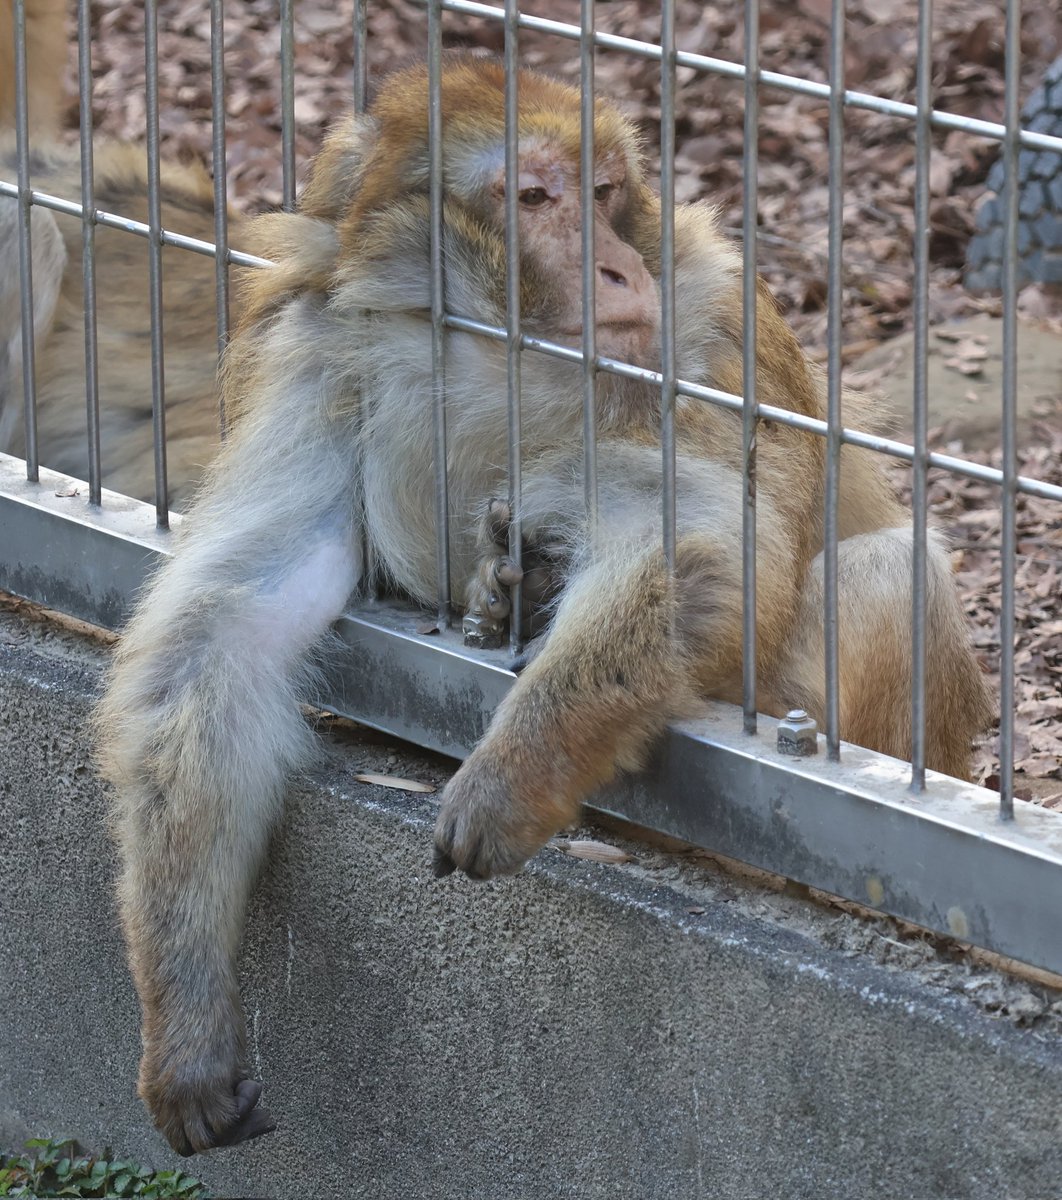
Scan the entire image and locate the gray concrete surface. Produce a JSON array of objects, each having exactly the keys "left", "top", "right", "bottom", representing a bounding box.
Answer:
[{"left": 2, "top": 600, "right": 1062, "bottom": 1200}]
